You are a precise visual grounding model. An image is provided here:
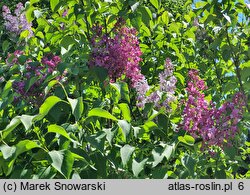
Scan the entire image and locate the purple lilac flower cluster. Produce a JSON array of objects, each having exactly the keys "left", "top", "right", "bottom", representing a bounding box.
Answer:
[
  {"left": 10, "top": 53, "right": 62, "bottom": 105},
  {"left": 135, "top": 58, "right": 177, "bottom": 111},
  {"left": 90, "top": 20, "right": 177, "bottom": 111},
  {"left": 41, "top": 54, "right": 62, "bottom": 73},
  {"left": 2, "top": 3, "right": 33, "bottom": 37},
  {"left": 6, "top": 50, "right": 25, "bottom": 66},
  {"left": 89, "top": 19, "right": 143, "bottom": 83},
  {"left": 182, "top": 69, "right": 246, "bottom": 150}
]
